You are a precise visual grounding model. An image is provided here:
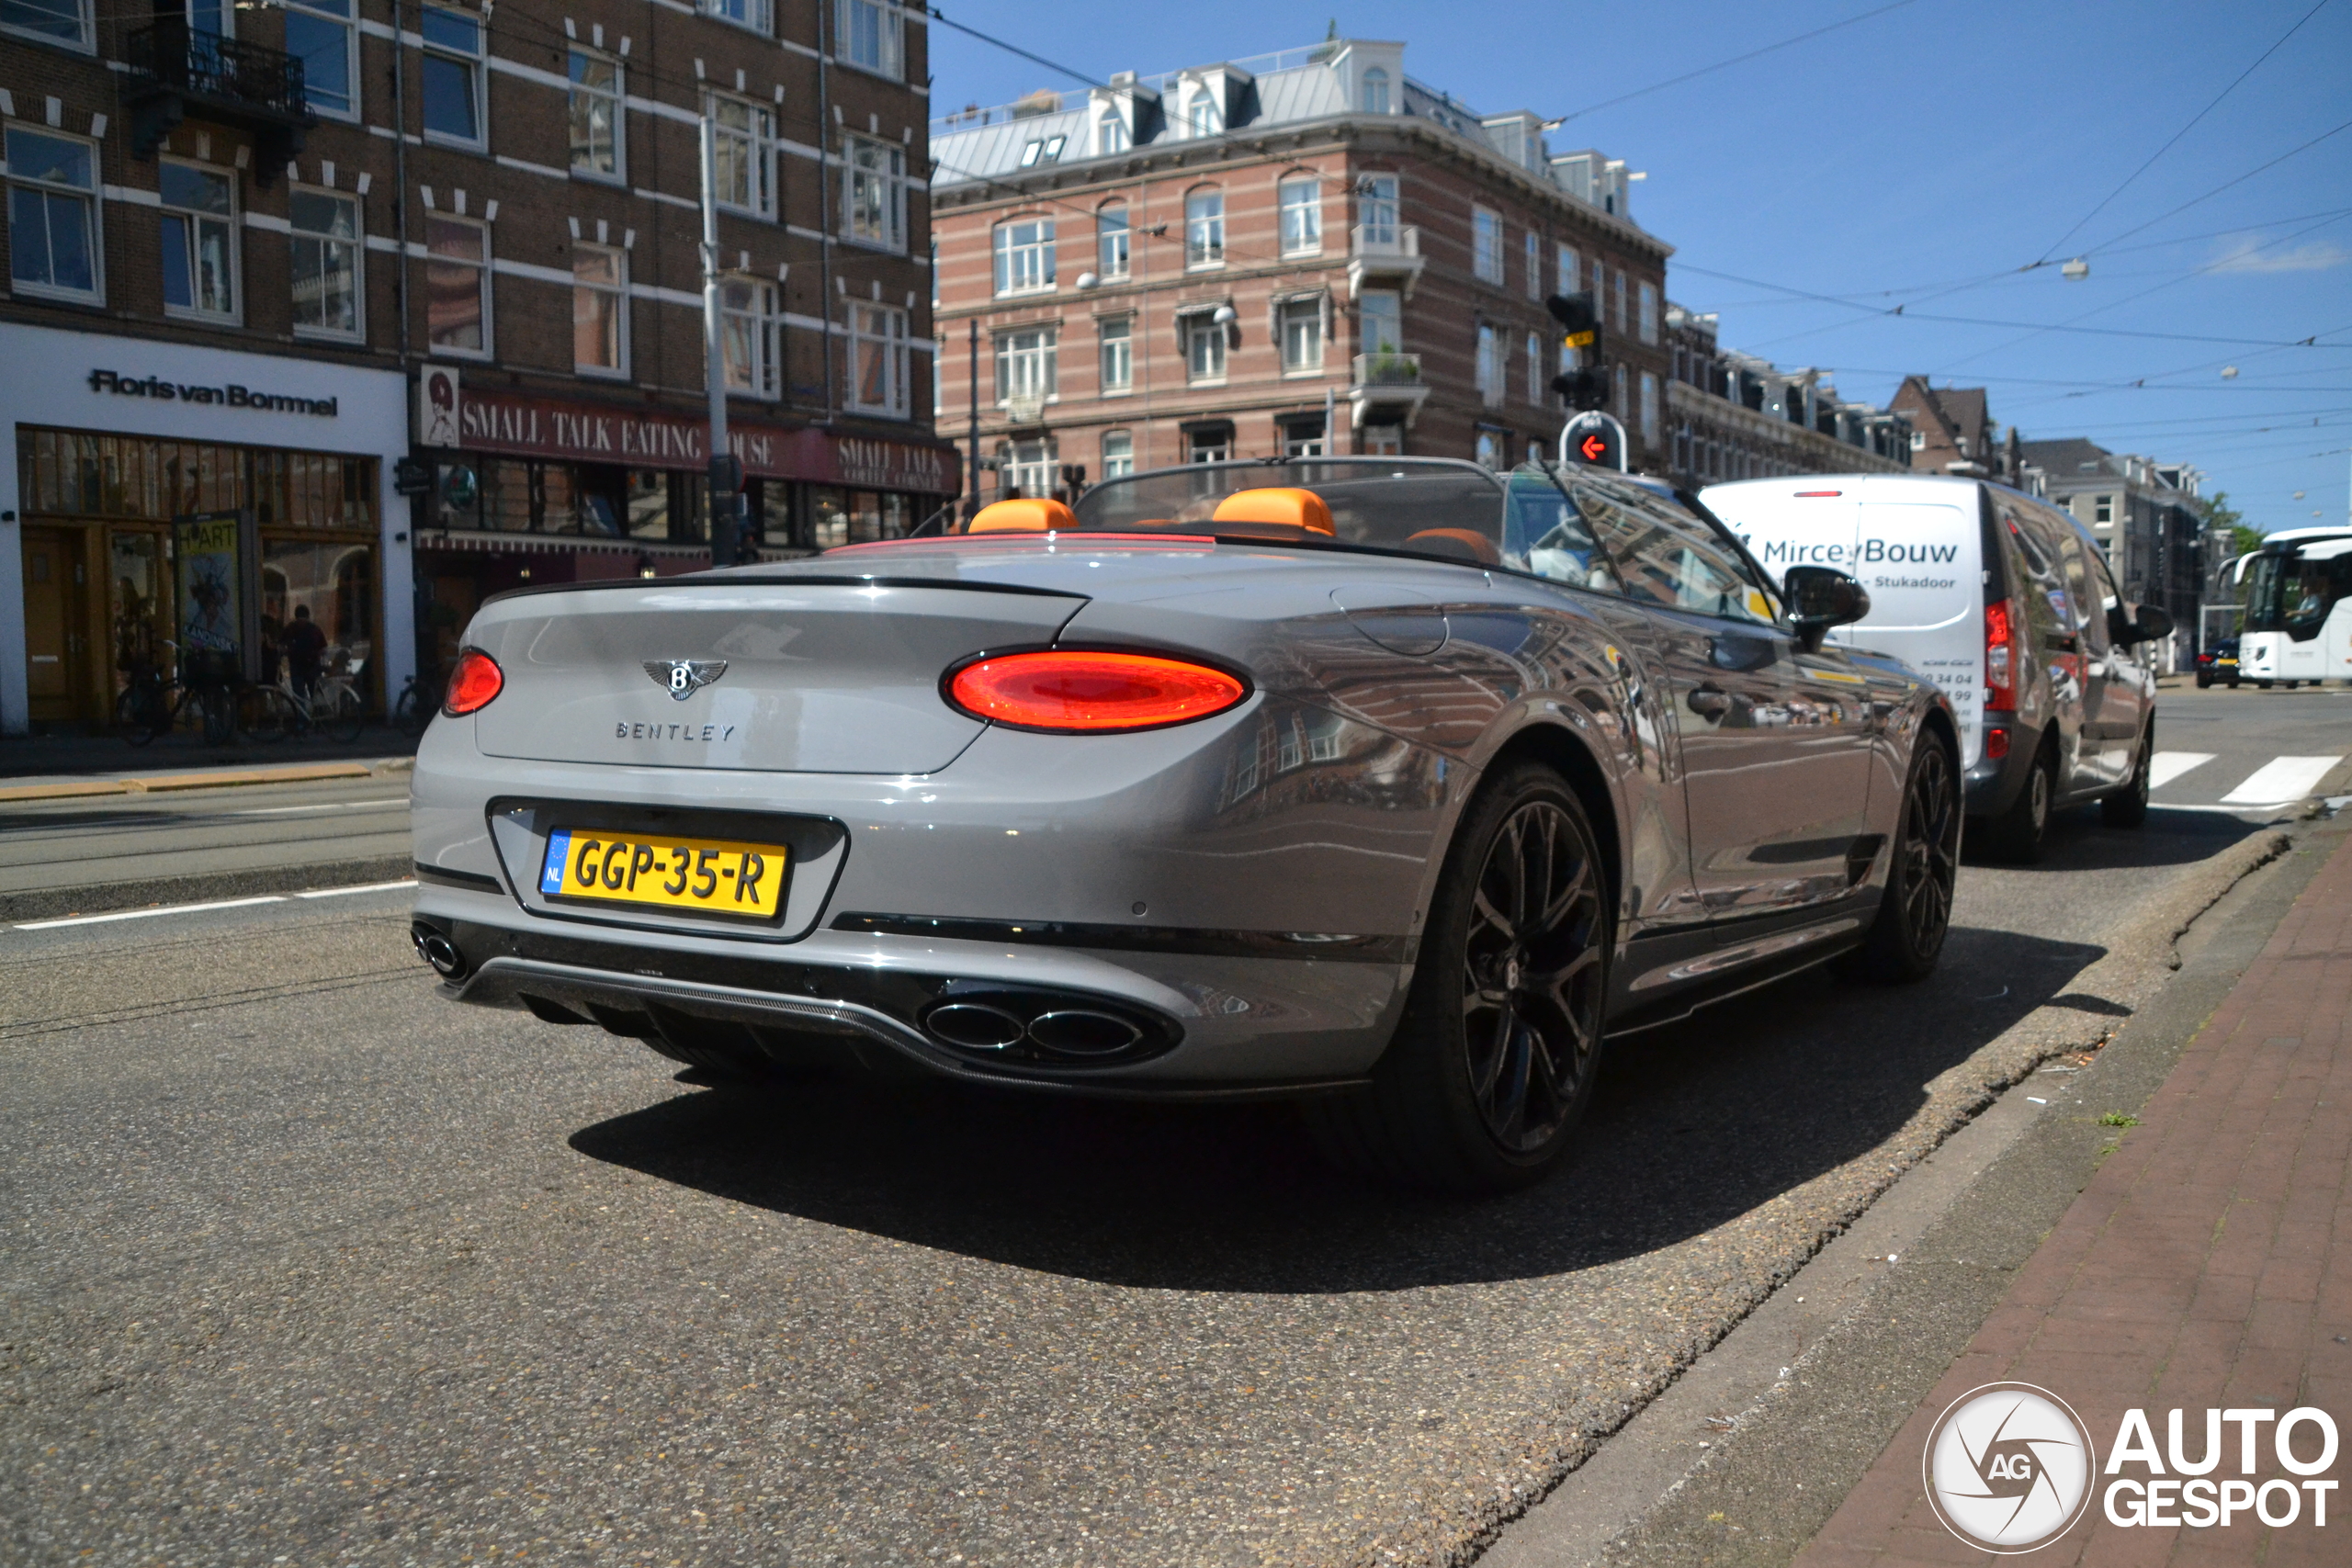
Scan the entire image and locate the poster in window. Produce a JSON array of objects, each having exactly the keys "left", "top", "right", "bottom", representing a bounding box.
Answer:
[{"left": 175, "top": 509, "right": 262, "bottom": 682}]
